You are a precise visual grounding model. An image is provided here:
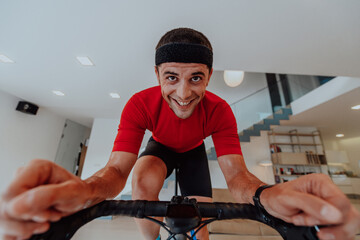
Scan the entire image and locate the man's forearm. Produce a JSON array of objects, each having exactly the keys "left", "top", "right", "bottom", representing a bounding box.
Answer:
[
  {"left": 84, "top": 166, "right": 127, "bottom": 204},
  {"left": 83, "top": 151, "right": 137, "bottom": 206},
  {"left": 227, "top": 170, "right": 265, "bottom": 204},
  {"left": 218, "top": 154, "right": 265, "bottom": 204}
]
